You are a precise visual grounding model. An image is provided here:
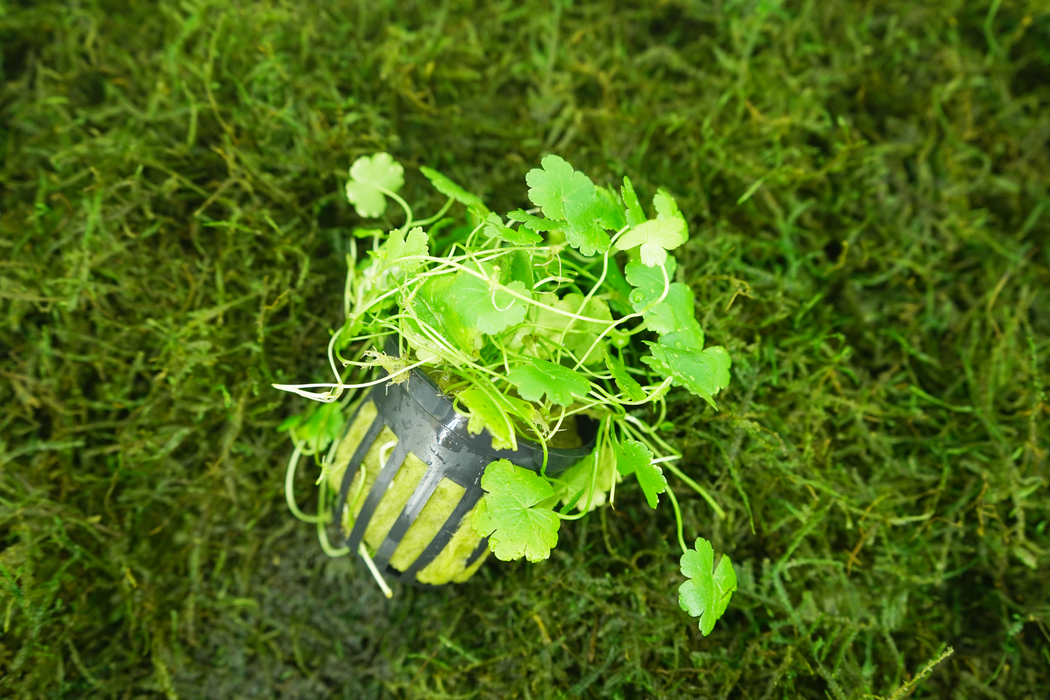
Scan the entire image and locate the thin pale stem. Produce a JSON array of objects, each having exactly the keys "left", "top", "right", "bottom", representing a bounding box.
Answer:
[
  {"left": 359, "top": 544, "right": 394, "bottom": 598},
  {"left": 413, "top": 196, "right": 454, "bottom": 227},
  {"left": 665, "top": 485, "right": 689, "bottom": 555},
  {"left": 376, "top": 185, "right": 413, "bottom": 231},
  {"left": 285, "top": 446, "right": 322, "bottom": 524}
]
